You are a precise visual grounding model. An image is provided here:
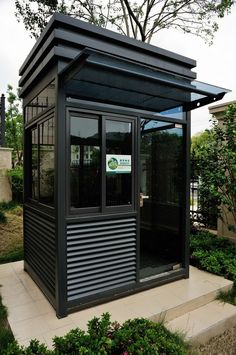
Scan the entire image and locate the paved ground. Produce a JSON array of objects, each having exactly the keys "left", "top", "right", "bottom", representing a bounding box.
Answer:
[{"left": 0, "top": 261, "right": 234, "bottom": 349}]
